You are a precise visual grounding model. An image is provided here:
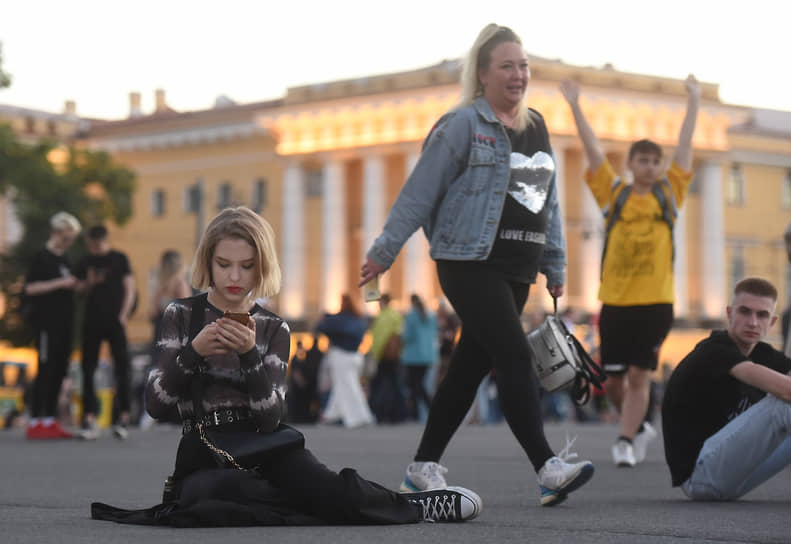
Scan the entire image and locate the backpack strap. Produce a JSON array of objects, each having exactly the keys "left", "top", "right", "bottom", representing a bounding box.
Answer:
[
  {"left": 601, "top": 179, "right": 632, "bottom": 277},
  {"left": 651, "top": 177, "right": 677, "bottom": 262}
]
